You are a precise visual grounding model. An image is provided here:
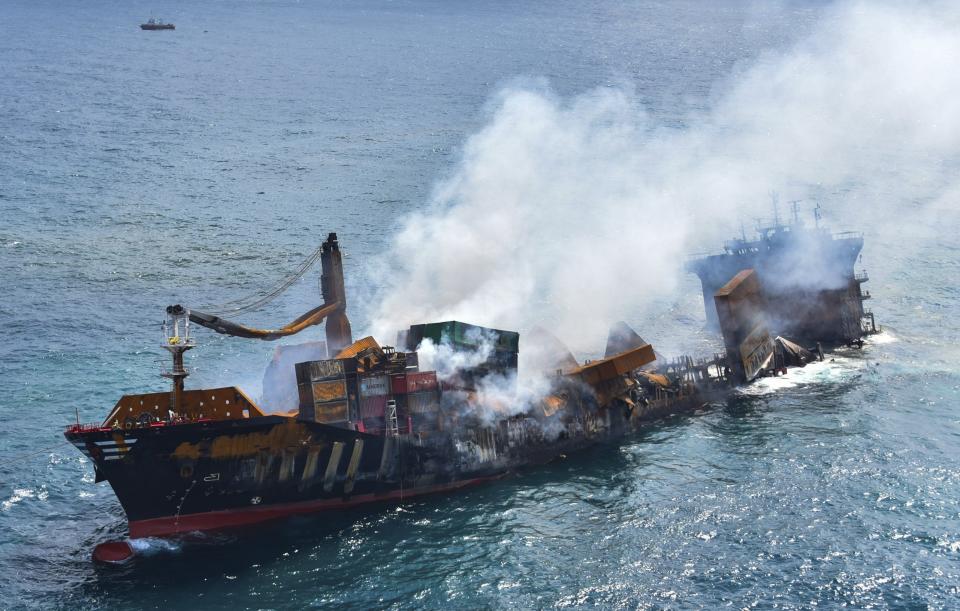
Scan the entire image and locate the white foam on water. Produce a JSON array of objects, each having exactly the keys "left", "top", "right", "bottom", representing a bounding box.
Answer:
[
  {"left": 128, "top": 537, "right": 182, "bottom": 556},
  {"left": 868, "top": 330, "right": 898, "bottom": 345},
  {"left": 1, "top": 488, "right": 36, "bottom": 511},
  {"left": 737, "top": 356, "right": 862, "bottom": 396},
  {"left": 936, "top": 537, "right": 960, "bottom": 553}
]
